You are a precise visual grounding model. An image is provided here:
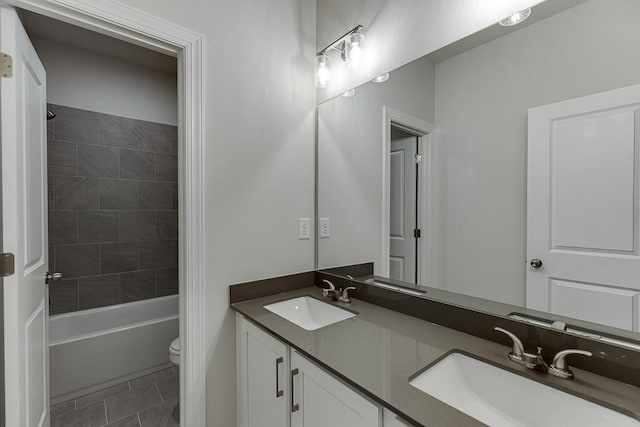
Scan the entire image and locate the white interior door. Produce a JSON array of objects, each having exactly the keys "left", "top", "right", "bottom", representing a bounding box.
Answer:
[
  {"left": 389, "top": 130, "right": 417, "bottom": 283},
  {"left": 527, "top": 83, "right": 640, "bottom": 332},
  {"left": 1, "top": 7, "right": 50, "bottom": 426}
]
